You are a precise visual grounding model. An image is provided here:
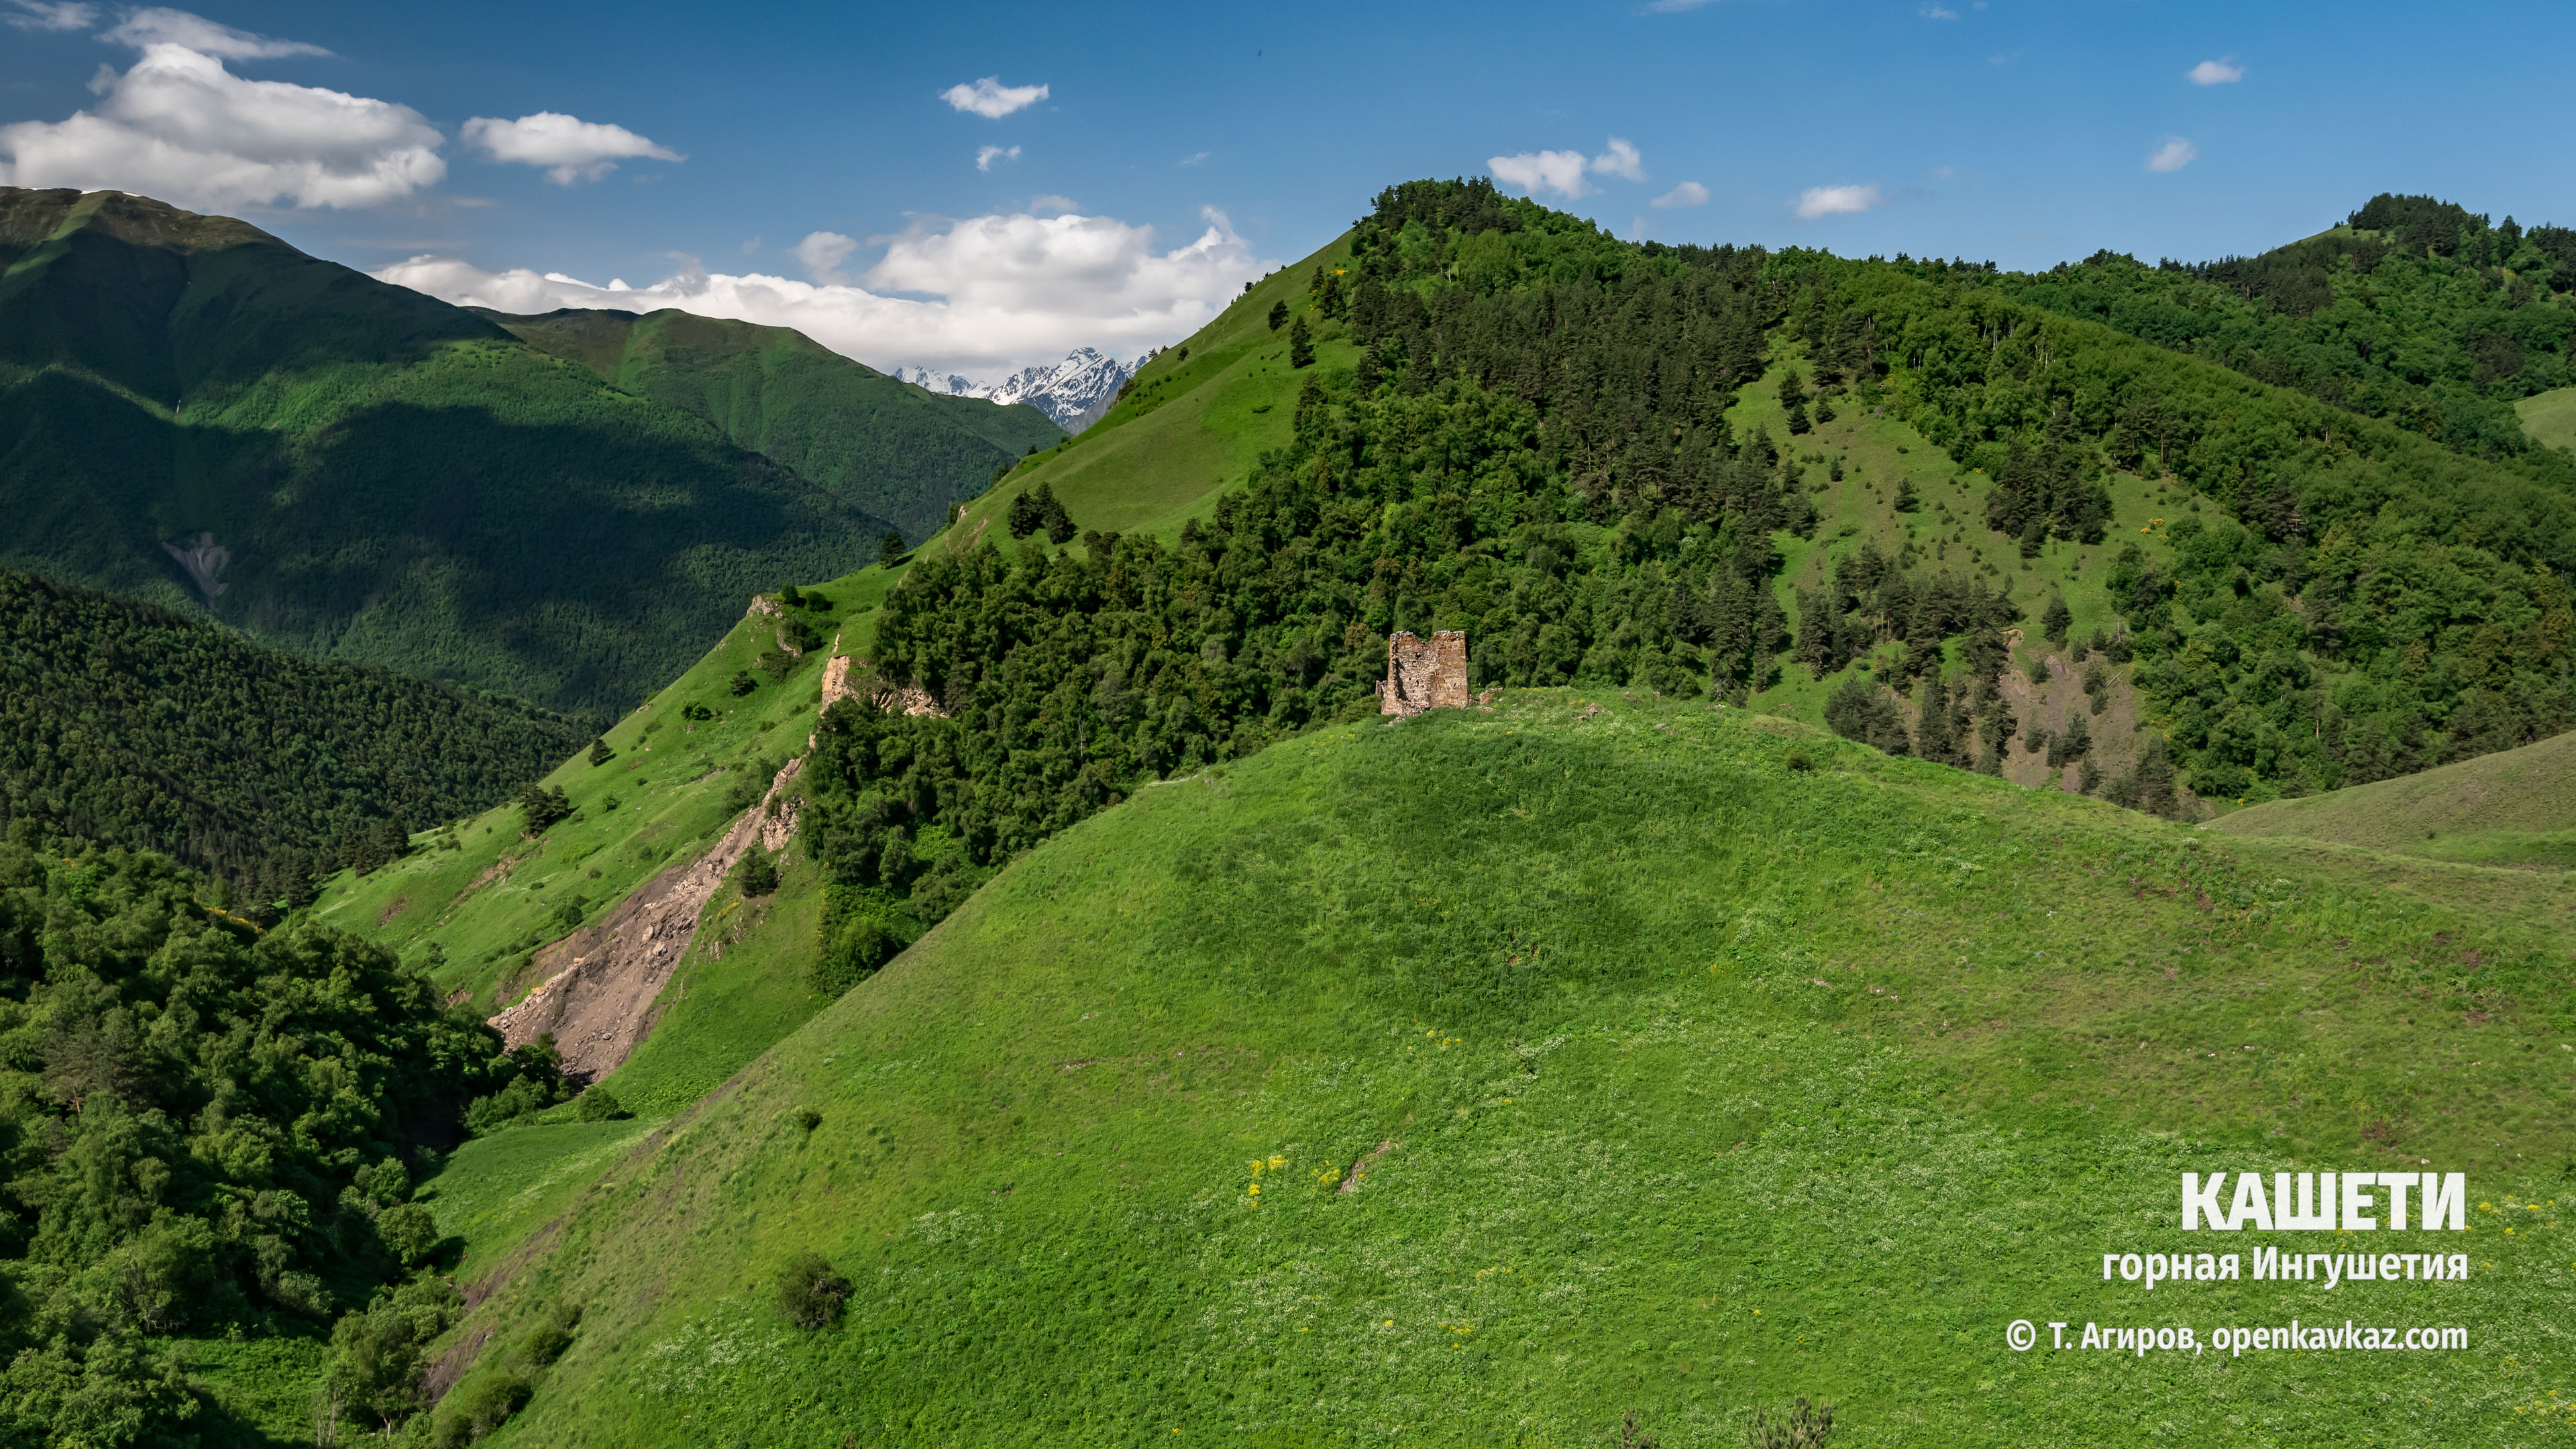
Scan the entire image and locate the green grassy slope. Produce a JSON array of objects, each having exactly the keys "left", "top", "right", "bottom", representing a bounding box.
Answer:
[
  {"left": 430, "top": 693, "right": 2569, "bottom": 1448},
  {"left": 313, "top": 560, "right": 898, "bottom": 1015},
  {"left": 486, "top": 307, "right": 1063, "bottom": 542},
  {"left": 2210, "top": 727, "right": 2576, "bottom": 868},
  {"left": 0, "top": 187, "right": 899, "bottom": 716},
  {"left": 2520, "top": 384, "right": 2576, "bottom": 455},
  {"left": 939, "top": 239, "right": 1360, "bottom": 553}
]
